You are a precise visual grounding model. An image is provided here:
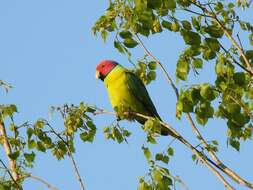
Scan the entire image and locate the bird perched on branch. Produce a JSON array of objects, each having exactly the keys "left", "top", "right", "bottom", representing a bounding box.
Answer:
[{"left": 96, "top": 60, "right": 172, "bottom": 136}]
